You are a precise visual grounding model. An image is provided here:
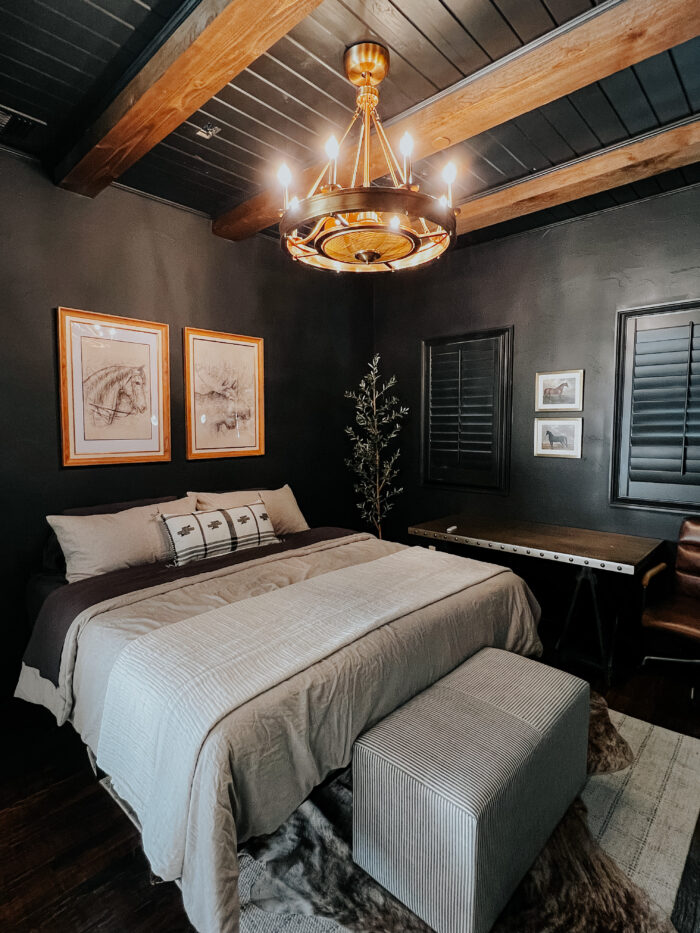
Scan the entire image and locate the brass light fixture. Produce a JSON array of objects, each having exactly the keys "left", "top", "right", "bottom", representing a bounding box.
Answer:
[{"left": 276, "top": 41, "right": 457, "bottom": 273}]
